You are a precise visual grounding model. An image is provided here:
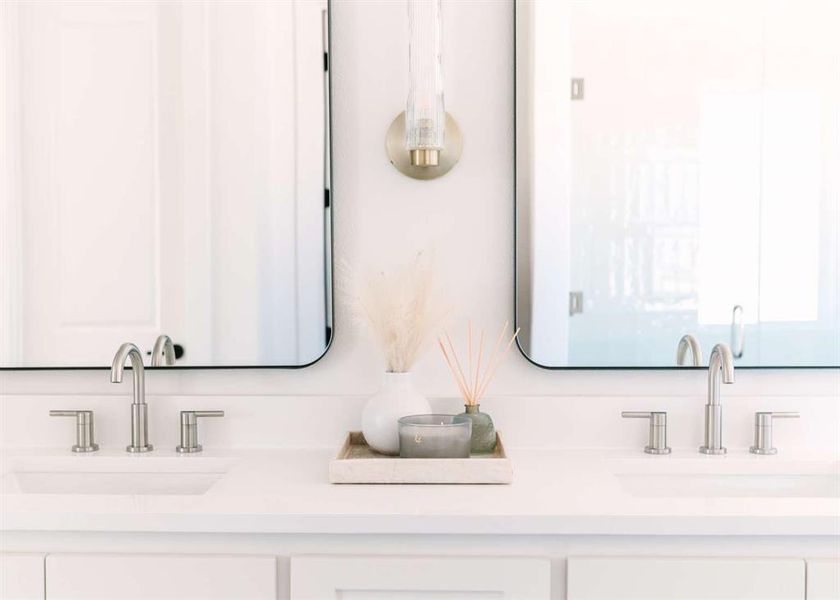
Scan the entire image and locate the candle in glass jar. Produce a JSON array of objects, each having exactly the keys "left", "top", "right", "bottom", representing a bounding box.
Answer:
[{"left": 398, "top": 414, "right": 472, "bottom": 458}]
